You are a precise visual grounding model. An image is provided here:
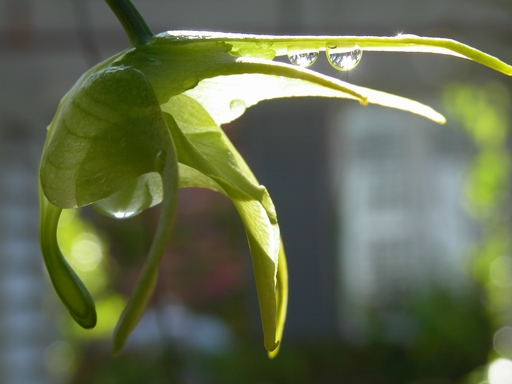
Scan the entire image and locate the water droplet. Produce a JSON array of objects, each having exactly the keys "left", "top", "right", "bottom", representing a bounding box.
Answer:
[
  {"left": 396, "top": 33, "right": 419, "bottom": 38},
  {"left": 326, "top": 45, "right": 363, "bottom": 71},
  {"left": 229, "top": 99, "right": 246, "bottom": 118},
  {"left": 113, "top": 211, "right": 135, "bottom": 219},
  {"left": 287, "top": 51, "right": 319, "bottom": 68},
  {"left": 93, "top": 173, "right": 163, "bottom": 219},
  {"left": 155, "top": 150, "right": 166, "bottom": 173}
]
